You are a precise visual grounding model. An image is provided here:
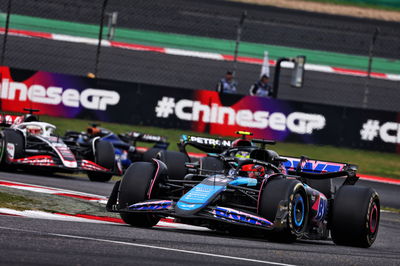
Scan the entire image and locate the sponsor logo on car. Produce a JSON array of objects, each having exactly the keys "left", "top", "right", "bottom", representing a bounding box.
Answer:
[
  {"left": 186, "top": 135, "right": 232, "bottom": 147},
  {"left": 6, "top": 143, "right": 15, "bottom": 159},
  {"left": 313, "top": 195, "right": 328, "bottom": 221},
  {"left": 80, "top": 160, "right": 109, "bottom": 171},
  {"left": 129, "top": 200, "right": 172, "bottom": 211},
  {"left": 212, "top": 207, "right": 273, "bottom": 227},
  {"left": 12, "top": 155, "right": 55, "bottom": 166},
  {"left": 283, "top": 157, "right": 344, "bottom": 173}
]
